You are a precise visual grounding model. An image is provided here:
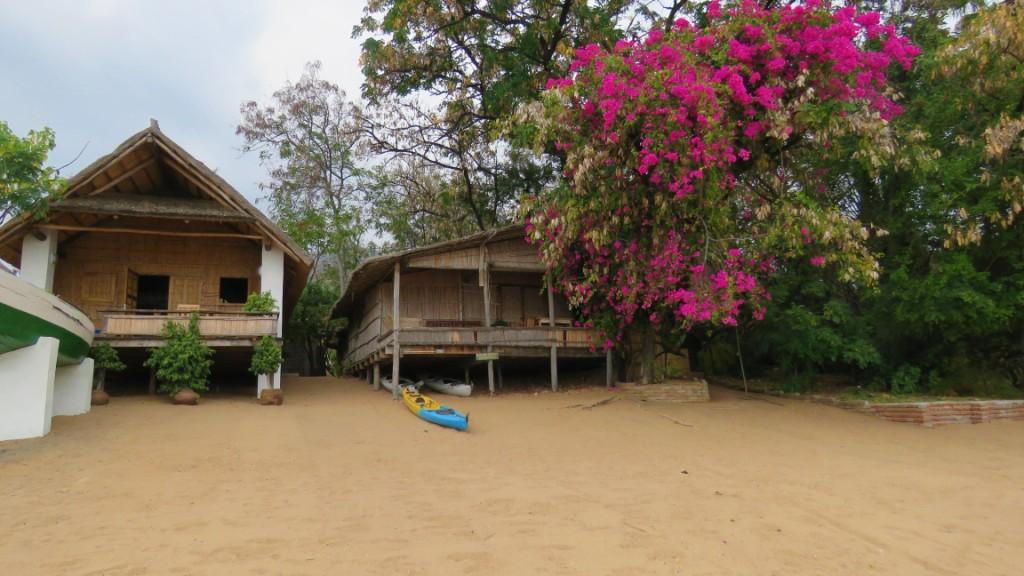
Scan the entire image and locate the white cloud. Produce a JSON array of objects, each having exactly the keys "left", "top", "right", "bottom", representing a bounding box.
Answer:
[
  {"left": 248, "top": 0, "right": 367, "bottom": 99},
  {"left": 0, "top": 0, "right": 369, "bottom": 207}
]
